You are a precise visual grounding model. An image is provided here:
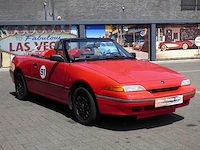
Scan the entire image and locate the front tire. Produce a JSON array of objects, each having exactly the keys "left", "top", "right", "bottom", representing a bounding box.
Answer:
[
  {"left": 72, "top": 87, "right": 98, "bottom": 125},
  {"left": 15, "top": 73, "right": 28, "bottom": 100},
  {"left": 161, "top": 44, "right": 167, "bottom": 51}
]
